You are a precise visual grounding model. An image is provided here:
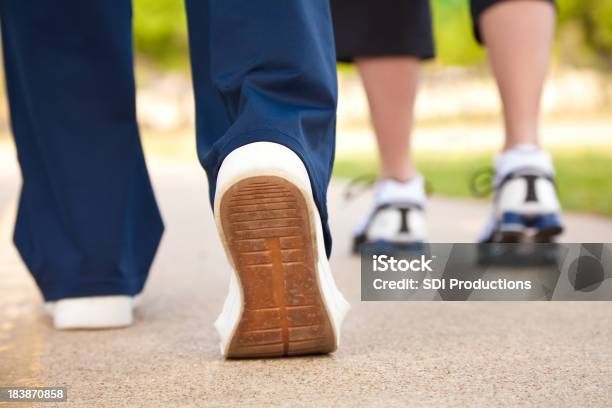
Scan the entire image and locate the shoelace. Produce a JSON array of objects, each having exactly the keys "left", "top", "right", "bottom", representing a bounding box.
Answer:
[
  {"left": 470, "top": 166, "right": 561, "bottom": 198},
  {"left": 469, "top": 166, "right": 495, "bottom": 198},
  {"left": 343, "top": 173, "right": 434, "bottom": 202},
  {"left": 346, "top": 166, "right": 553, "bottom": 202},
  {"left": 343, "top": 173, "right": 378, "bottom": 201}
]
